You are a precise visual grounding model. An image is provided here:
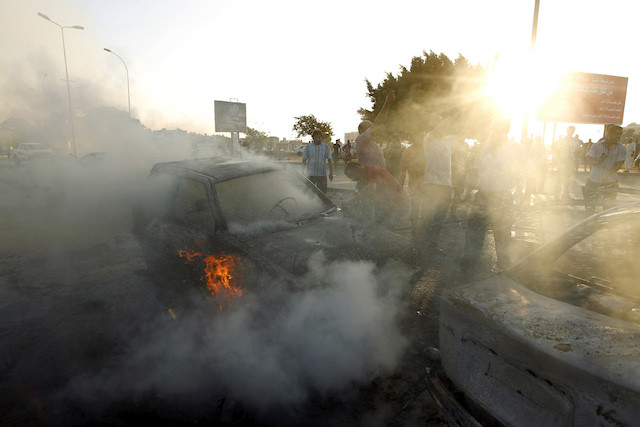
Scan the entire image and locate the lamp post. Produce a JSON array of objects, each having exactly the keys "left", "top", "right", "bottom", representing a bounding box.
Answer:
[
  {"left": 521, "top": 0, "right": 541, "bottom": 143},
  {"left": 37, "top": 12, "right": 84, "bottom": 159},
  {"left": 103, "top": 48, "right": 131, "bottom": 116}
]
